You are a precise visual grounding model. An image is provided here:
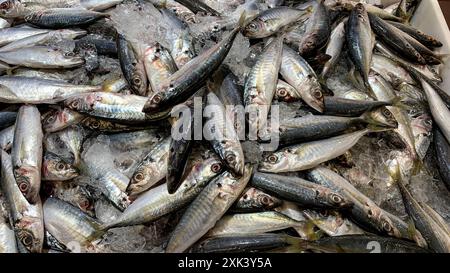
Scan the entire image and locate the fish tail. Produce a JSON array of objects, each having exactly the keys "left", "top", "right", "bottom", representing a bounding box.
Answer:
[{"left": 237, "top": 11, "right": 247, "bottom": 30}]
